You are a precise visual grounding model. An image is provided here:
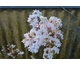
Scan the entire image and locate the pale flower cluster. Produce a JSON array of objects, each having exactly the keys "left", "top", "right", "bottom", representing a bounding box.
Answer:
[
  {"left": 0, "top": 44, "right": 24, "bottom": 59},
  {"left": 22, "top": 9, "right": 63, "bottom": 59}
]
